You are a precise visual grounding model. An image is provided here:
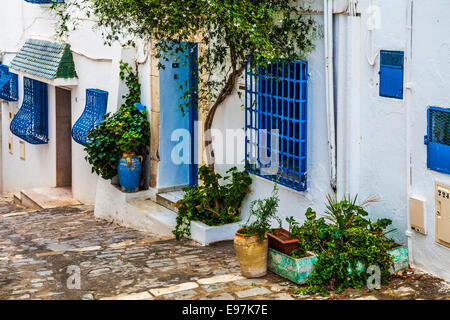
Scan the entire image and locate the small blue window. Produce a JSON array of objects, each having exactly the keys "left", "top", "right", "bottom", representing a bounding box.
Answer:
[
  {"left": 71, "top": 89, "right": 108, "bottom": 146},
  {"left": 10, "top": 77, "right": 48, "bottom": 144},
  {"left": 0, "top": 65, "right": 18, "bottom": 102},
  {"left": 379, "top": 50, "right": 404, "bottom": 99},
  {"left": 245, "top": 57, "right": 308, "bottom": 191},
  {"left": 425, "top": 106, "right": 450, "bottom": 174}
]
